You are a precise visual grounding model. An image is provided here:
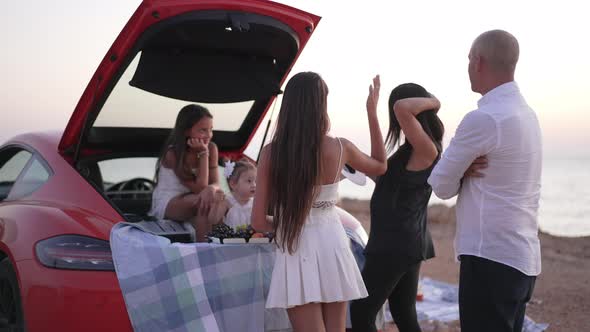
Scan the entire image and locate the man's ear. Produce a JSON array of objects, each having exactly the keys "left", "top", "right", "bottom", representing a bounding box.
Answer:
[{"left": 475, "top": 55, "right": 484, "bottom": 73}]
